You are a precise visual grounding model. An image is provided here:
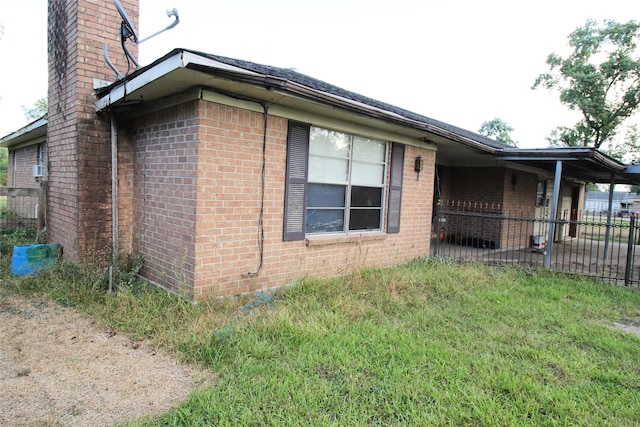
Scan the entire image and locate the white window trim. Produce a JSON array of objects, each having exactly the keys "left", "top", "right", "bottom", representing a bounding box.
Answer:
[{"left": 307, "top": 126, "right": 389, "bottom": 235}]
